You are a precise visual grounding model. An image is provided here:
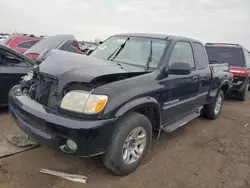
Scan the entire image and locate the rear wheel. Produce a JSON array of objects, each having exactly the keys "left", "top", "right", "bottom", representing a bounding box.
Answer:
[
  {"left": 238, "top": 81, "right": 249, "bottom": 101},
  {"left": 103, "top": 112, "right": 152, "bottom": 176},
  {"left": 203, "top": 90, "right": 224, "bottom": 120}
]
